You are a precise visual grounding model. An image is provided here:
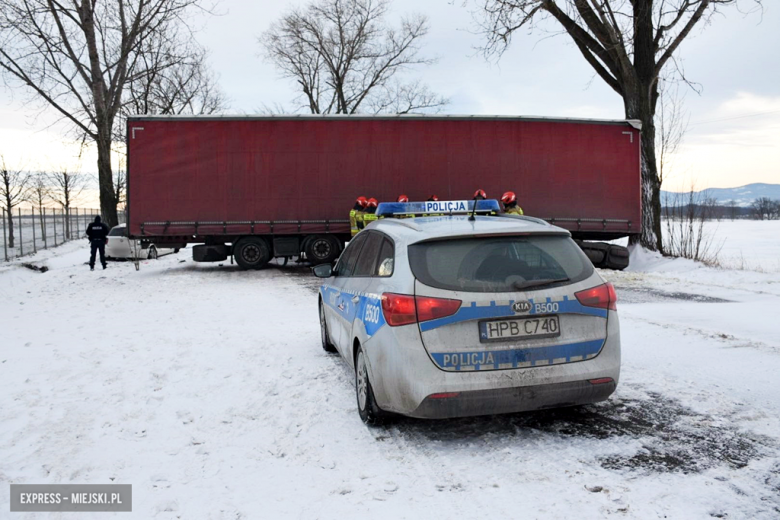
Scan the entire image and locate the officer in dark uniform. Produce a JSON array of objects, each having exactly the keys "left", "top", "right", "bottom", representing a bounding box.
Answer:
[{"left": 86, "top": 215, "right": 109, "bottom": 270}]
